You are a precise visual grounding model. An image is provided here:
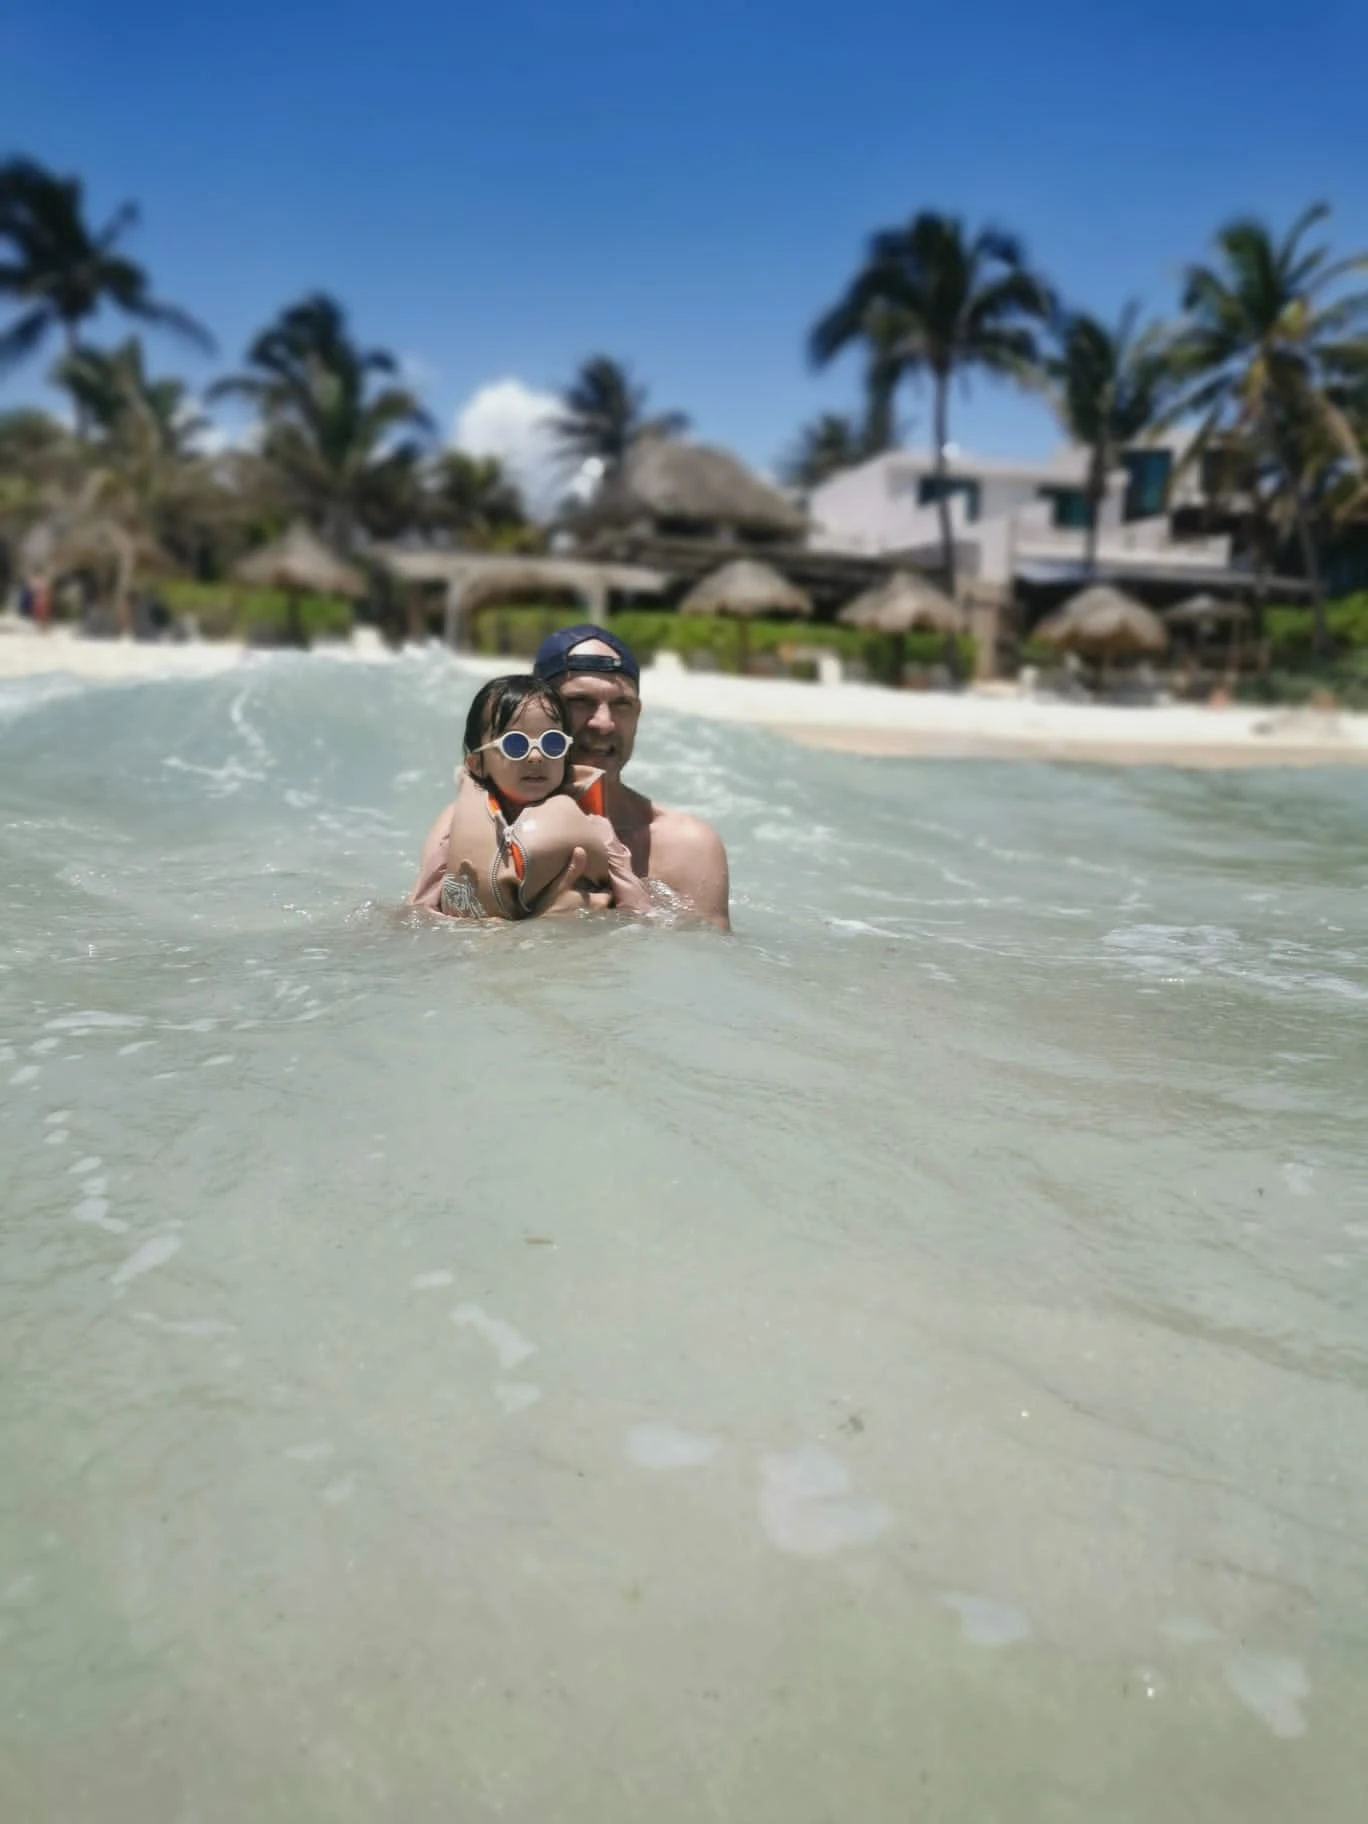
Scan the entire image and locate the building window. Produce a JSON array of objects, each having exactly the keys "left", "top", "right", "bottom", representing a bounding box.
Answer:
[
  {"left": 1039, "top": 487, "right": 1091, "bottom": 530},
  {"left": 1123, "top": 449, "right": 1171, "bottom": 521},
  {"left": 917, "top": 476, "right": 981, "bottom": 522}
]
